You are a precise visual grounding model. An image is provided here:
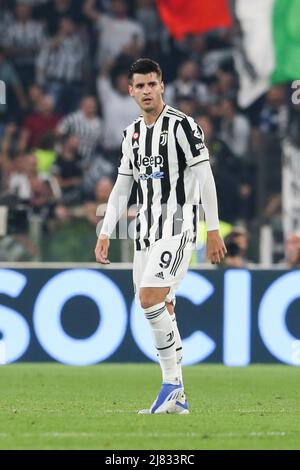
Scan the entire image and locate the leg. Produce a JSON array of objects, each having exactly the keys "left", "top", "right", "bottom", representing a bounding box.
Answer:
[
  {"left": 166, "top": 300, "right": 183, "bottom": 387},
  {"left": 137, "top": 235, "right": 193, "bottom": 414},
  {"left": 139, "top": 286, "right": 169, "bottom": 309},
  {"left": 139, "top": 286, "right": 179, "bottom": 385}
]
